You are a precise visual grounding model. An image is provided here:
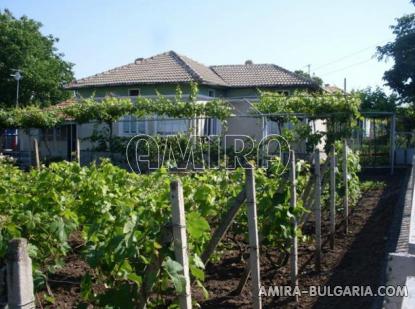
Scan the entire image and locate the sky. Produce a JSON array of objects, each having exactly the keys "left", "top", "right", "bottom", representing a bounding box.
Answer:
[{"left": 1, "top": 0, "right": 414, "bottom": 91}]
